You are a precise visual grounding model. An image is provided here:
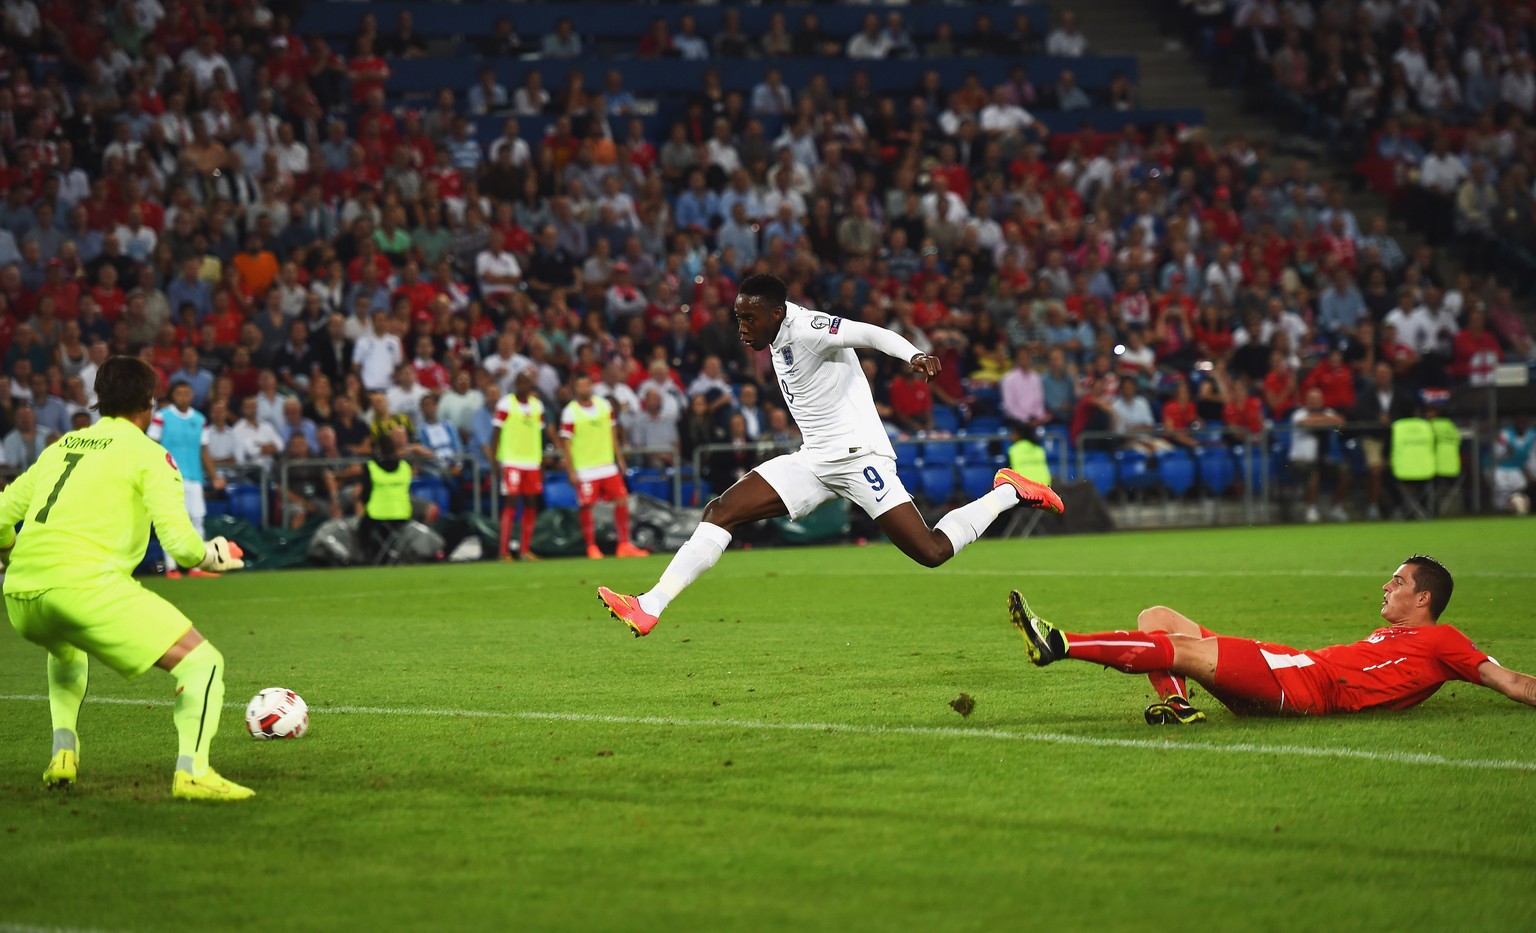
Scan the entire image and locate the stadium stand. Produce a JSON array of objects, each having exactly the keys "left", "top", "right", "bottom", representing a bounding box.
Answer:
[{"left": 0, "top": 0, "right": 1525, "bottom": 563}]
